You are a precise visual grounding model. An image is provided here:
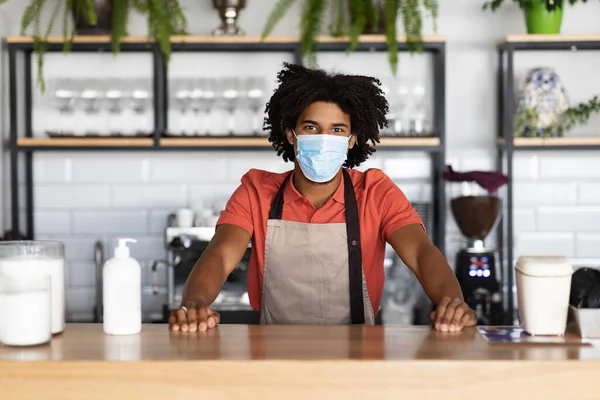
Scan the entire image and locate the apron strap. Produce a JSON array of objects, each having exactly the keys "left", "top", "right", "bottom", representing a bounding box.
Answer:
[
  {"left": 268, "top": 172, "right": 292, "bottom": 220},
  {"left": 342, "top": 168, "right": 365, "bottom": 325},
  {"left": 267, "top": 168, "right": 365, "bottom": 325}
]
